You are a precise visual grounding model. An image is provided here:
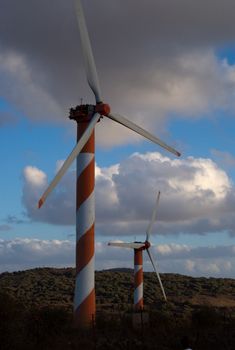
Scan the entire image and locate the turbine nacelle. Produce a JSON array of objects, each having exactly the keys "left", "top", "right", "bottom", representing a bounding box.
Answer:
[
  {"left": 69, "top": 105, "right": 96, "bottom": 121},
  {"left": 134, "top": 240, "right": 151, "bottom": 251},
  {"left": 69, "top": 102, "right": 111, "bottom": 122}
]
